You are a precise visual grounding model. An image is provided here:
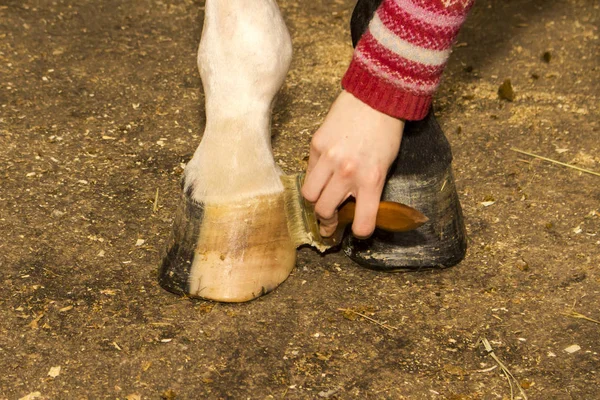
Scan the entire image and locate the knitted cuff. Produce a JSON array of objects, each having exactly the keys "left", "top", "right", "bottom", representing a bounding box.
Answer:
[{"left": 342, "top": 59, "right": 432, "bottom": 121}]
